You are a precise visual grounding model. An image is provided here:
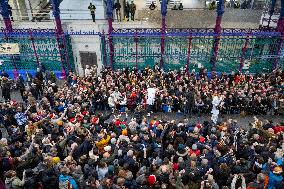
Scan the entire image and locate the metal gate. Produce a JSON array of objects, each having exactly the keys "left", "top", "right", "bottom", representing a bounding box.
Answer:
[
  {"left": 102, "top": 28, "right": 283, "bottom": 73},
  {"left": 0, "top": 28, "right": 75, "bottom": 78}
]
